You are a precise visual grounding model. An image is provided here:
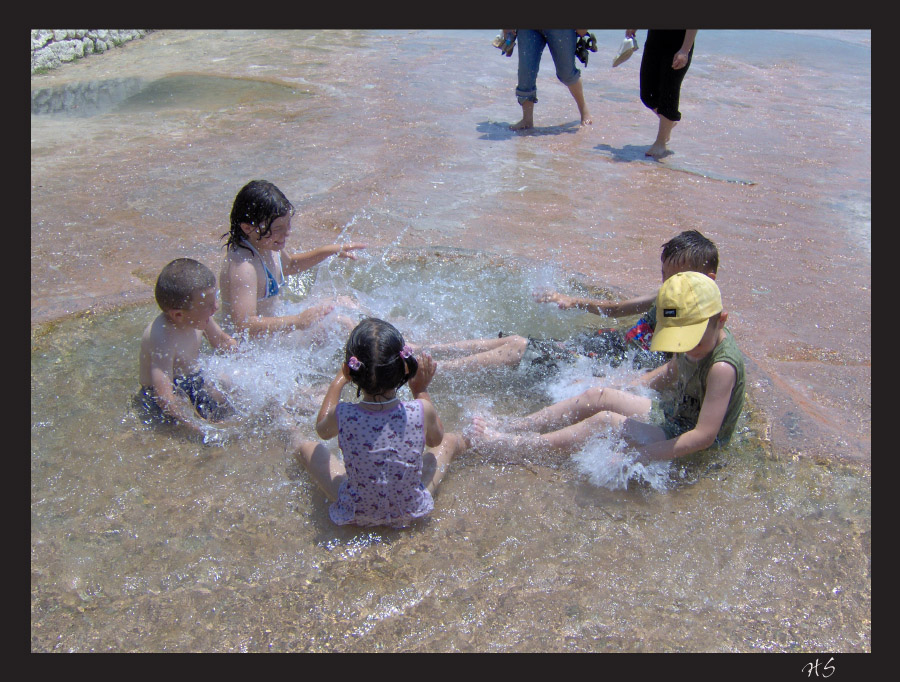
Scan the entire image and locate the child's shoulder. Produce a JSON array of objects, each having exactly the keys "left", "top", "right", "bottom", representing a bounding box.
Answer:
[
  {"left": 142, "top": 313, "right": 168, "bottom": 343},
  {"left": 223, "top": 243, "right": 255, "bottom": 266},
  {"left": 710, "top": 328, "right": 744, "bottom": 371},
  {"left": 143, "top": 314, "right": 202, "bottom": 349}
]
